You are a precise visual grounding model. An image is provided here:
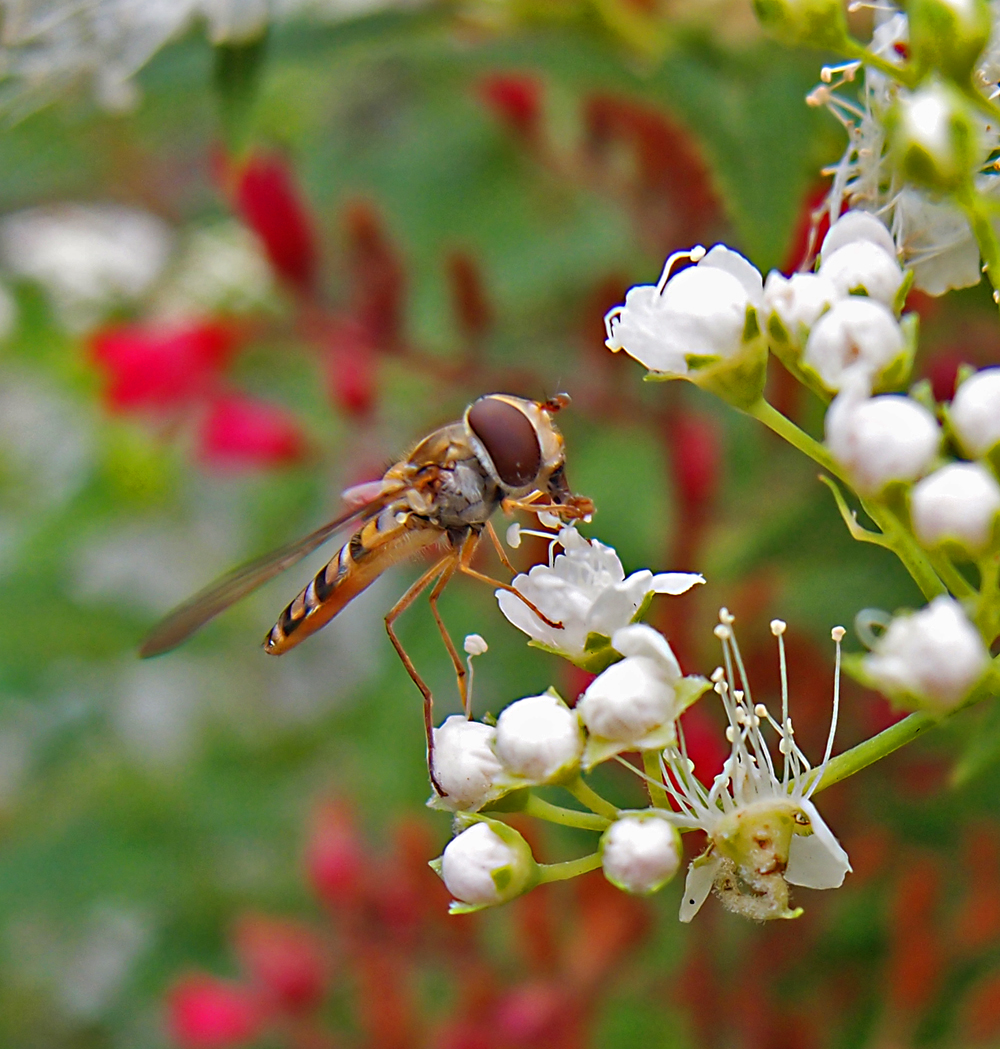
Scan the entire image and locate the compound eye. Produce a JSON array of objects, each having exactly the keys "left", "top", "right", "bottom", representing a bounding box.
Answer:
[{"left": 468, "top": 397, "right": 542, "bottom": 488}]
